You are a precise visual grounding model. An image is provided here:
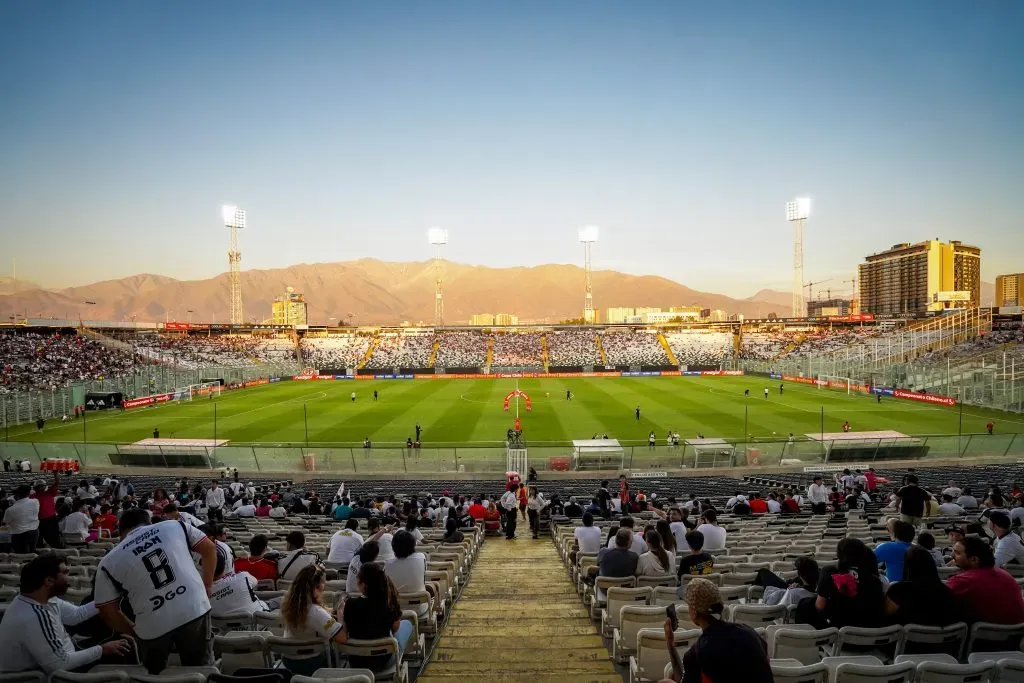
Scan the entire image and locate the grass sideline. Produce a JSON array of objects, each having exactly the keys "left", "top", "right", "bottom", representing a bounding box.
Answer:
[{"left": 6, "top": 376, "right": 1022, "bottom": 447}]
